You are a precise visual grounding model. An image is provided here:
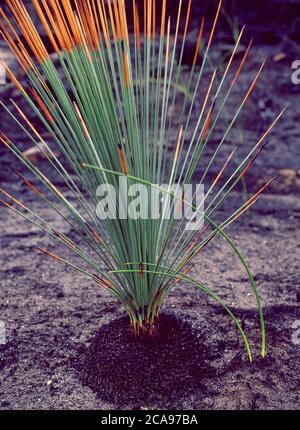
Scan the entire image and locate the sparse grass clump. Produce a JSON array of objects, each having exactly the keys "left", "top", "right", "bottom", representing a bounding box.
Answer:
[{"left": 0, "top": 0, "right": 284, "bottom": 361}]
